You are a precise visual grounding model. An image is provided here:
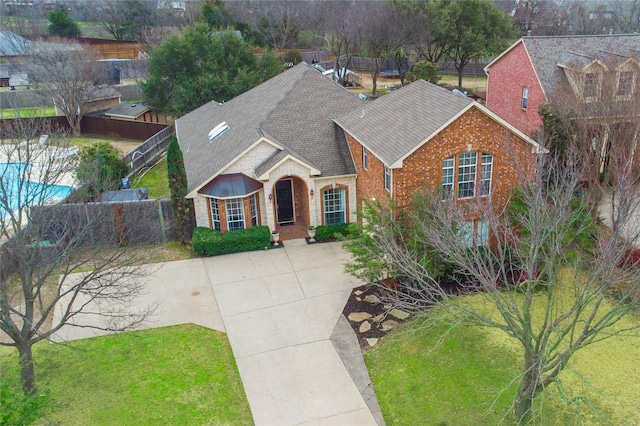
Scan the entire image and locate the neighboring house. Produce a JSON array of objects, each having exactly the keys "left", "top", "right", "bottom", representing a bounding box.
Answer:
[
  {"left": 104, "top": 103, "right": 169, "bottom": 124},
  {"left": 176, "top": 63, "right": 363, "bottom": 233},
  {"left": 81, "top": 85, "right": 121, "bottom": 114},
  {"left": 484, "top": 34, "right": 640, "bottom": 136},
  {"left": 177, "top": 63, "right": 541, "bottom": 242},
  {"left": 334, "top": 80, "right": 541, "bottom": 245}
]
